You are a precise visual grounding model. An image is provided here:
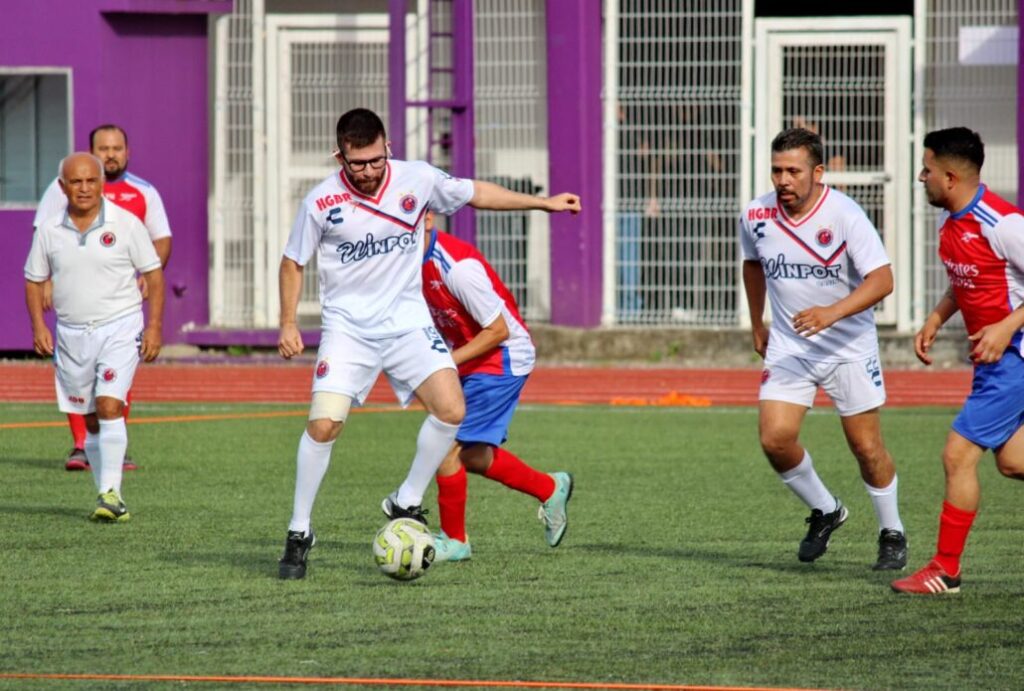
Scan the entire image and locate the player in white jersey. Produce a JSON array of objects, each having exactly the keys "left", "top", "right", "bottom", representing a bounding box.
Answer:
[
  {"left": 740, "top": 128, "right": 906, "bottom": 570},
  {"left": 34, "top": 125, "right": 173, "bottom": 471},
  {"left": 276, "top": 108, "right": 580, "bottom": 579},
  {"left": 24, "top": 153, "right": 164, "bottom": 522}
]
